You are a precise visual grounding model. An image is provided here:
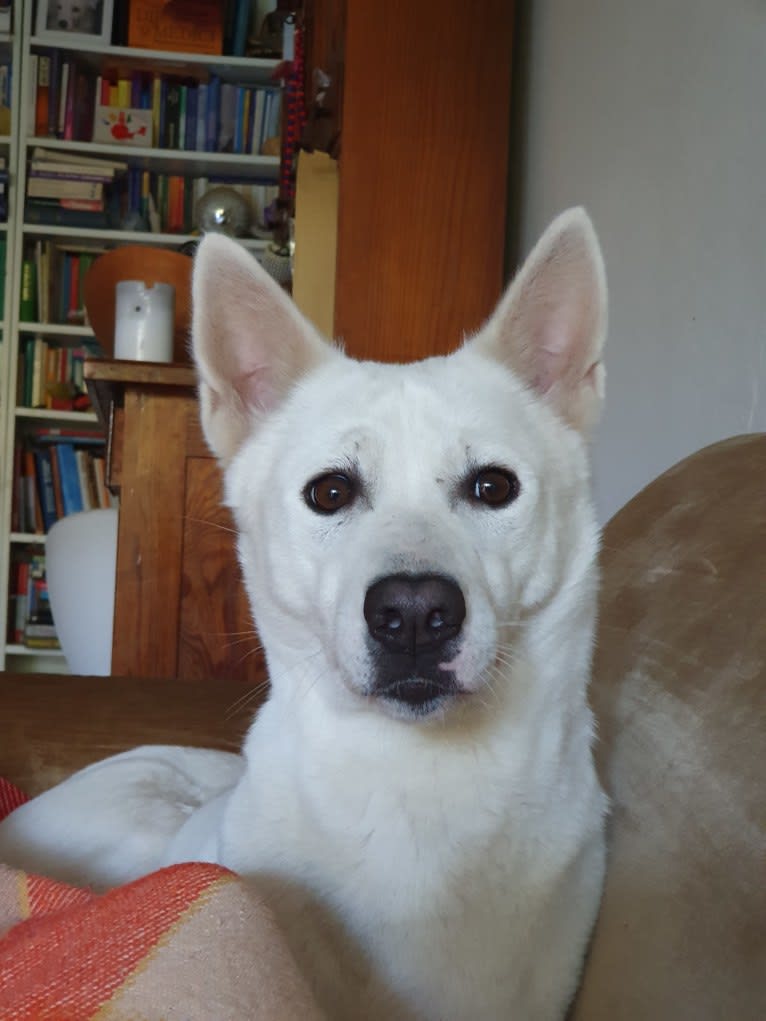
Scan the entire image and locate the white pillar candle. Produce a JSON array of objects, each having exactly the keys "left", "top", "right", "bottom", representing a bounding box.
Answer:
[{"left": 114, "top": 280, "right": 175, "bottom": 362}]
